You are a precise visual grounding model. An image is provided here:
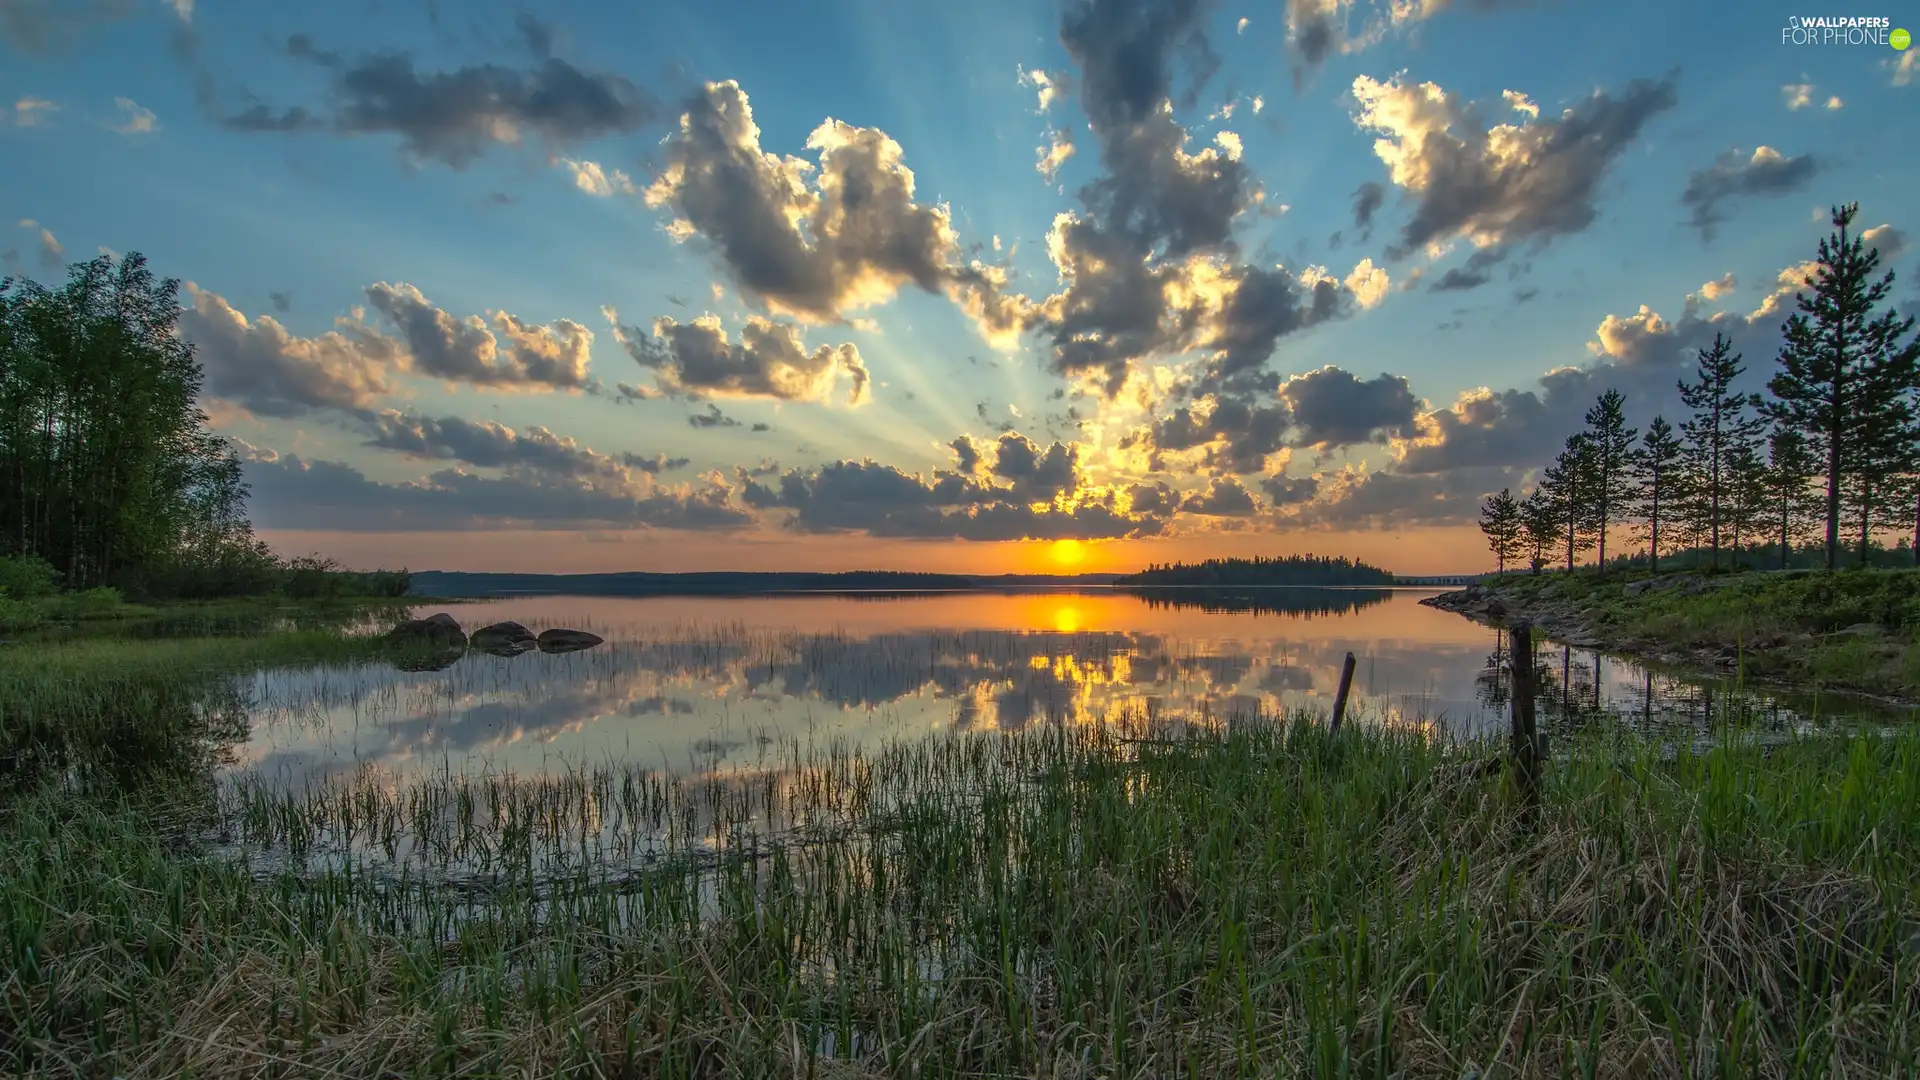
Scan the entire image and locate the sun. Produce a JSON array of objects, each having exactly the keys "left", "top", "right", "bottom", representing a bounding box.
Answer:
[{"left": 1048, "top": 539, "right": 1087, "bottom": 567}]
